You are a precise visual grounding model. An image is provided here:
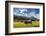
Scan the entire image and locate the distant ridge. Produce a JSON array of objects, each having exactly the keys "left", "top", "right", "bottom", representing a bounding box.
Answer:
[{"left": 14, "top": 15, "right": 39, "bottom": 21}]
